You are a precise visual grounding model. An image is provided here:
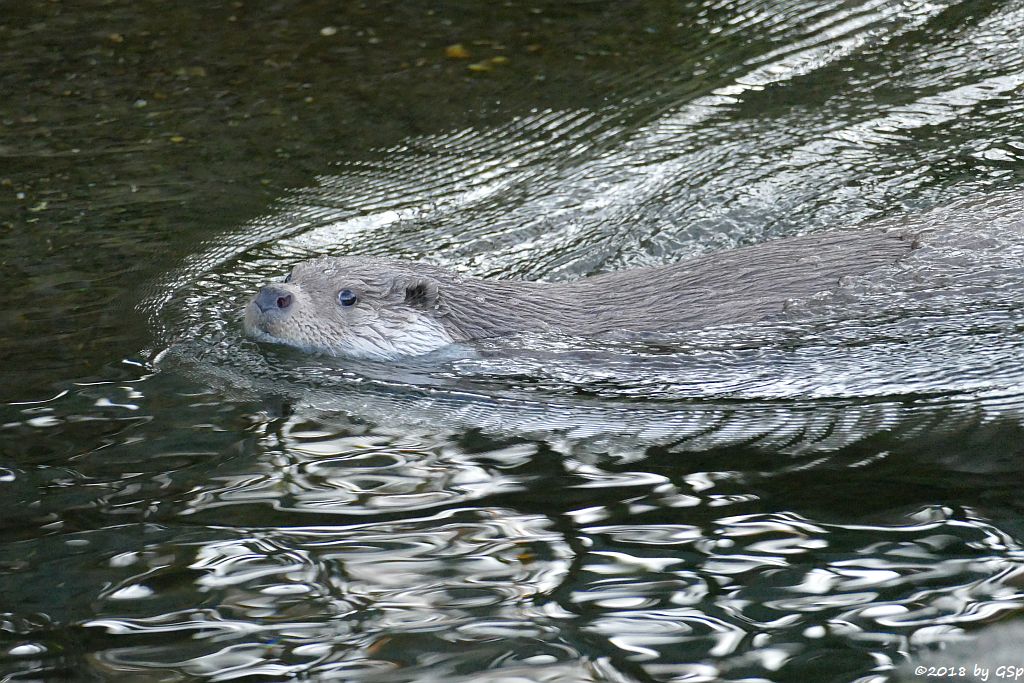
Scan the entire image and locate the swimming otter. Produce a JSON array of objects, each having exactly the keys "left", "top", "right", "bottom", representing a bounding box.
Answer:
[{"left": 244, "top": 229, "right": 917, "bottom": 359}]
